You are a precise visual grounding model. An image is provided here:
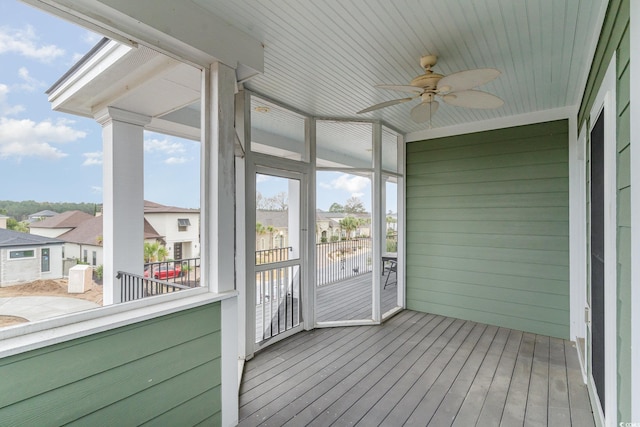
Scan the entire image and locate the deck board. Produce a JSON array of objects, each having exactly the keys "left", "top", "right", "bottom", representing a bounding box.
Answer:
[{"left": 239, "top": 311, "right": 594, "bottom": 426}]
